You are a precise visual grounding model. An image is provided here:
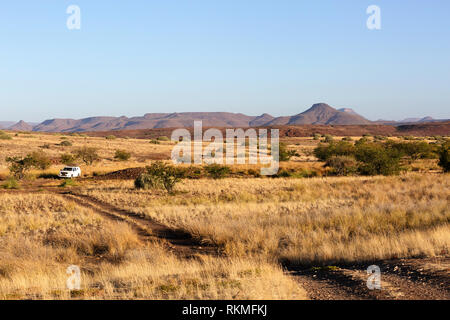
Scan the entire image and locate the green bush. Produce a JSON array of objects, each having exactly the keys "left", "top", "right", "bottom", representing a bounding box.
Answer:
[
  {"left": 325, "top": 156, "right": 358, "bottom": 176},
  {"left": 157, "top": 136, "right": 170, "bottom": 141},
  {"left": 205, "top": 164, "right": 231, "bottom": 179},
  {"left": 114, "top": 149, "right": 131, "bottom": 161},
  {"left": 106, "top": 135, "right": 116, "bottom": 140},
  {"left": 60, "top": 179, "right": 77, "bottom": 187},
  {"left": 59, "top": 140, "right": 73, "bottom": 147},
  {"left": 134, "top": 173, "right": 161, "bottom": 190},
  {"left": 150, "top": 140, "right": 161, "bottom": 144},
  {"left": 313, "top": 133, "right": 321, "bottom": 140},
  {"left": 355, "top": 143, "right": 402, "bottom": 176},
  {"left": 5, "top": 156, "right": 34, "bottom": 179},
  {"left": 28, "top": 151, "right": 52, "bottom": 170},
  {"left": 314, "top": 141, "right": 355, "bottom": 161},
  {"left": 6, "top": 151, "right": 51, "bottom": 179},
  {"left": 388, "top": 141, "right": 437, "bottom": 160},
  {"left": 438, "top": 142, "right": 450, "bottom": 172},
  {"left": 2, "top": 177, "right": 19, "bottom": 189},
  {"left": 60, "top": 153, "right": 77, "bottom": 166},
  {"left": 323, "top": 134, "right": 334, "bottom": 143},
  {"left": 135, "top": 161, "right": 183, "bottom": 193},
  {"left": 0, "top": 131, "right": 12, "bottom": 140},
  {"left": 279, "top": 143, "right": 297, "bottom": 161}
]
